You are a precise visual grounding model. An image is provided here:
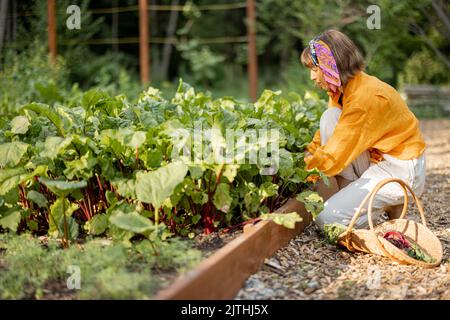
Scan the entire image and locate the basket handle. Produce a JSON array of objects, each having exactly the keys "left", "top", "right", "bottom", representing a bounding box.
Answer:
[{"left": 345, "top": 178, "right": 427, "bottom": 235}]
